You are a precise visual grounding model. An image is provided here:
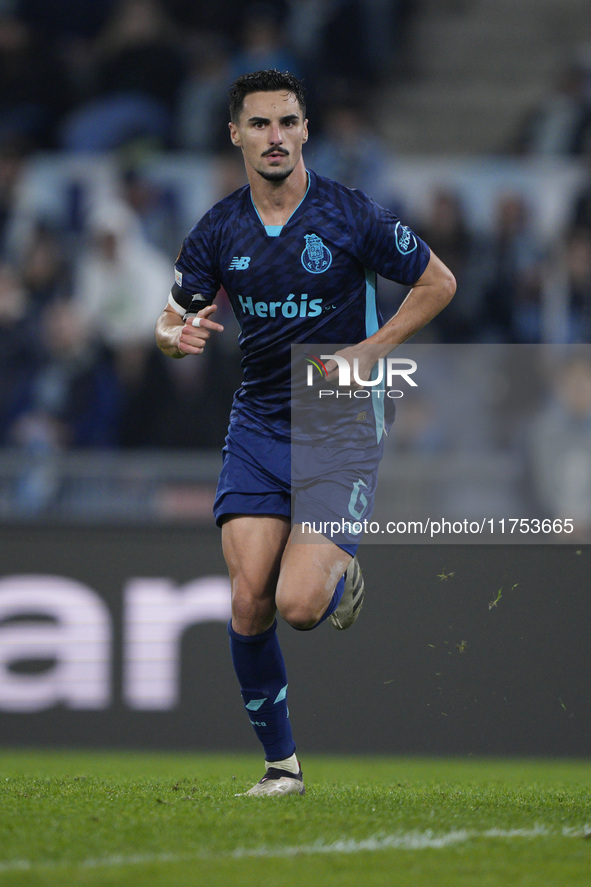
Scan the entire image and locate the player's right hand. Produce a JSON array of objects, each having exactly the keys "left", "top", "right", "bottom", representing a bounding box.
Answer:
[{"left": 178, "top": 304, "right": 224, "bottom": 355}]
